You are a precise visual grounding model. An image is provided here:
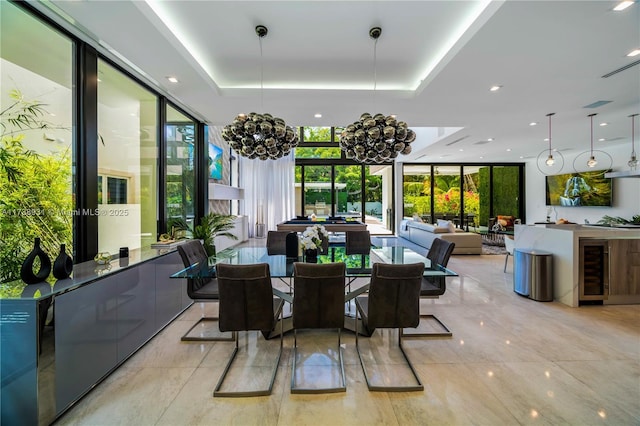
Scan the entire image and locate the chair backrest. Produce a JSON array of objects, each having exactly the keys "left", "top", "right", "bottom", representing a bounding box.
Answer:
[
  {"left": 177, "top": 240, "right": 212, "bottom": 295},
  {"left": 367, "top": 262, "right": 424, "bottom": 329},
  {"left": 216, "top": 263, "right": 275, "bottom": 333},
  {"left": 345, "top": 230, "right": 371, "bottom": 255},
  {"left": 292, "top": 262, "right": 346, "bottom": 329},
  {"left": 266, "top": 231, "right": 290, "bottom": 255},
  {"left": 426, "top": 239, "right": 455, "bottom": 267},
  {"left": 504, "top": 235, "right": 515, "bottom": 255}
]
